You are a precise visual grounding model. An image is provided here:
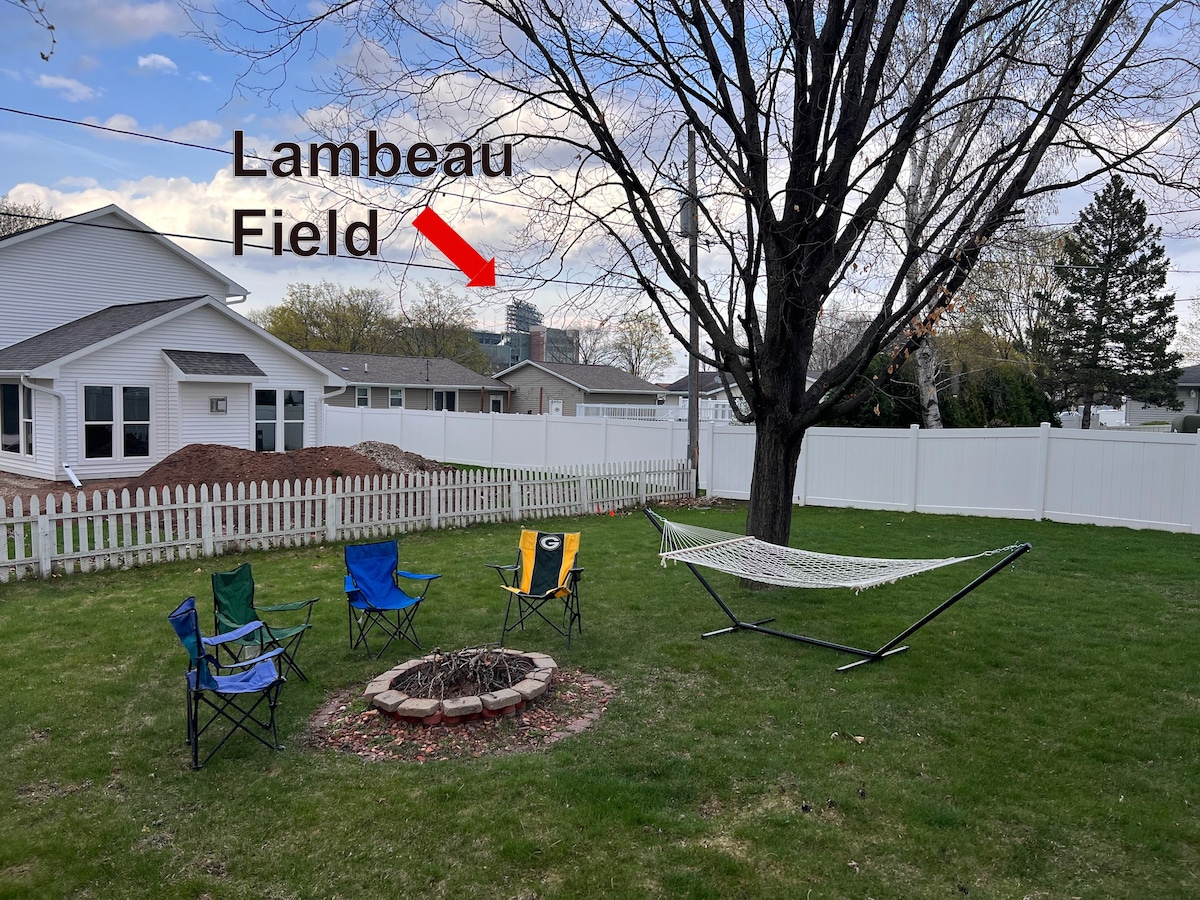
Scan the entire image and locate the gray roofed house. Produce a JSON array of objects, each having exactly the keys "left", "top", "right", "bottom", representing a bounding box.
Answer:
[
  {"left": 1124, "top": 364, "right": 1200, "bottom": 426},
  {"left": 0, "top": 209, "right": 345, "bottom": 482},
  {"left": 494, "top": 360, "right": 663, "bottom": 416},
  {"left": 305, "top": 350, "right": 510, "bottom": 413}
]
